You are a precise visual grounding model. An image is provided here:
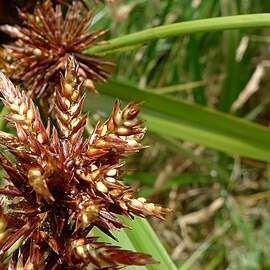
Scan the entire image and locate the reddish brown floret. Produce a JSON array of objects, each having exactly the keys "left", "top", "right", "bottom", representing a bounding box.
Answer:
[
  {"left": 0, "top": 57, "right": 171, "bottom": 269},
  {"left": 0, "top": 0, "right": 113, "bottom": 111}
]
